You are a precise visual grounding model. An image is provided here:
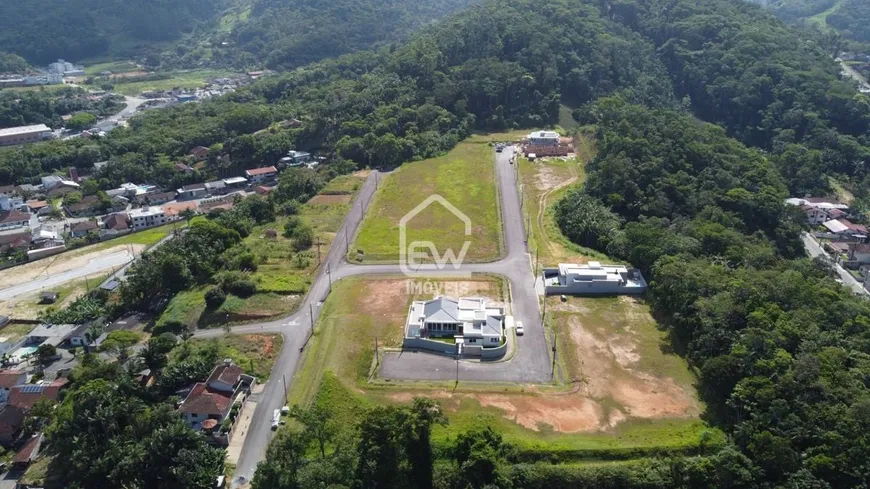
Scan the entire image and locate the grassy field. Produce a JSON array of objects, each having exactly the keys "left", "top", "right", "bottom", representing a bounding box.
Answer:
[
  {"left": 353, "top": 140, "right": 501, "bottom": 262},
  {"left": 173, "top": 333, "right": 284, "bottom": 380},
  {"left": 157, "top": 173, "right": 366, "bottom": 329},
  {"left": 808, "top": 0, "right": 843, "bottom": 30},
  {"left": 285, "top": 276, "right": 720, "bottom": 461},
  {"left": 91, "top": 223, "right": 177, "bottom": 252},
  {"left": 84, "top": 61, "right": 139, "bottom": 75},
  {"left": 519, "top": 134, "right": 610, "bottom": 267},
  {"left": 109, "top": 69, "right": 235, "bottom": 96}
]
